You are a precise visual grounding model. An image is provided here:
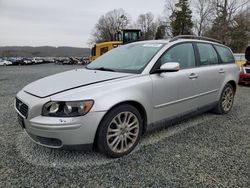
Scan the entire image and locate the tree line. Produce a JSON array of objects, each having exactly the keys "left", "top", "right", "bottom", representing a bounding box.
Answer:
[{"left": 89, "top": 0, "right": 250, "bottom": 52}]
